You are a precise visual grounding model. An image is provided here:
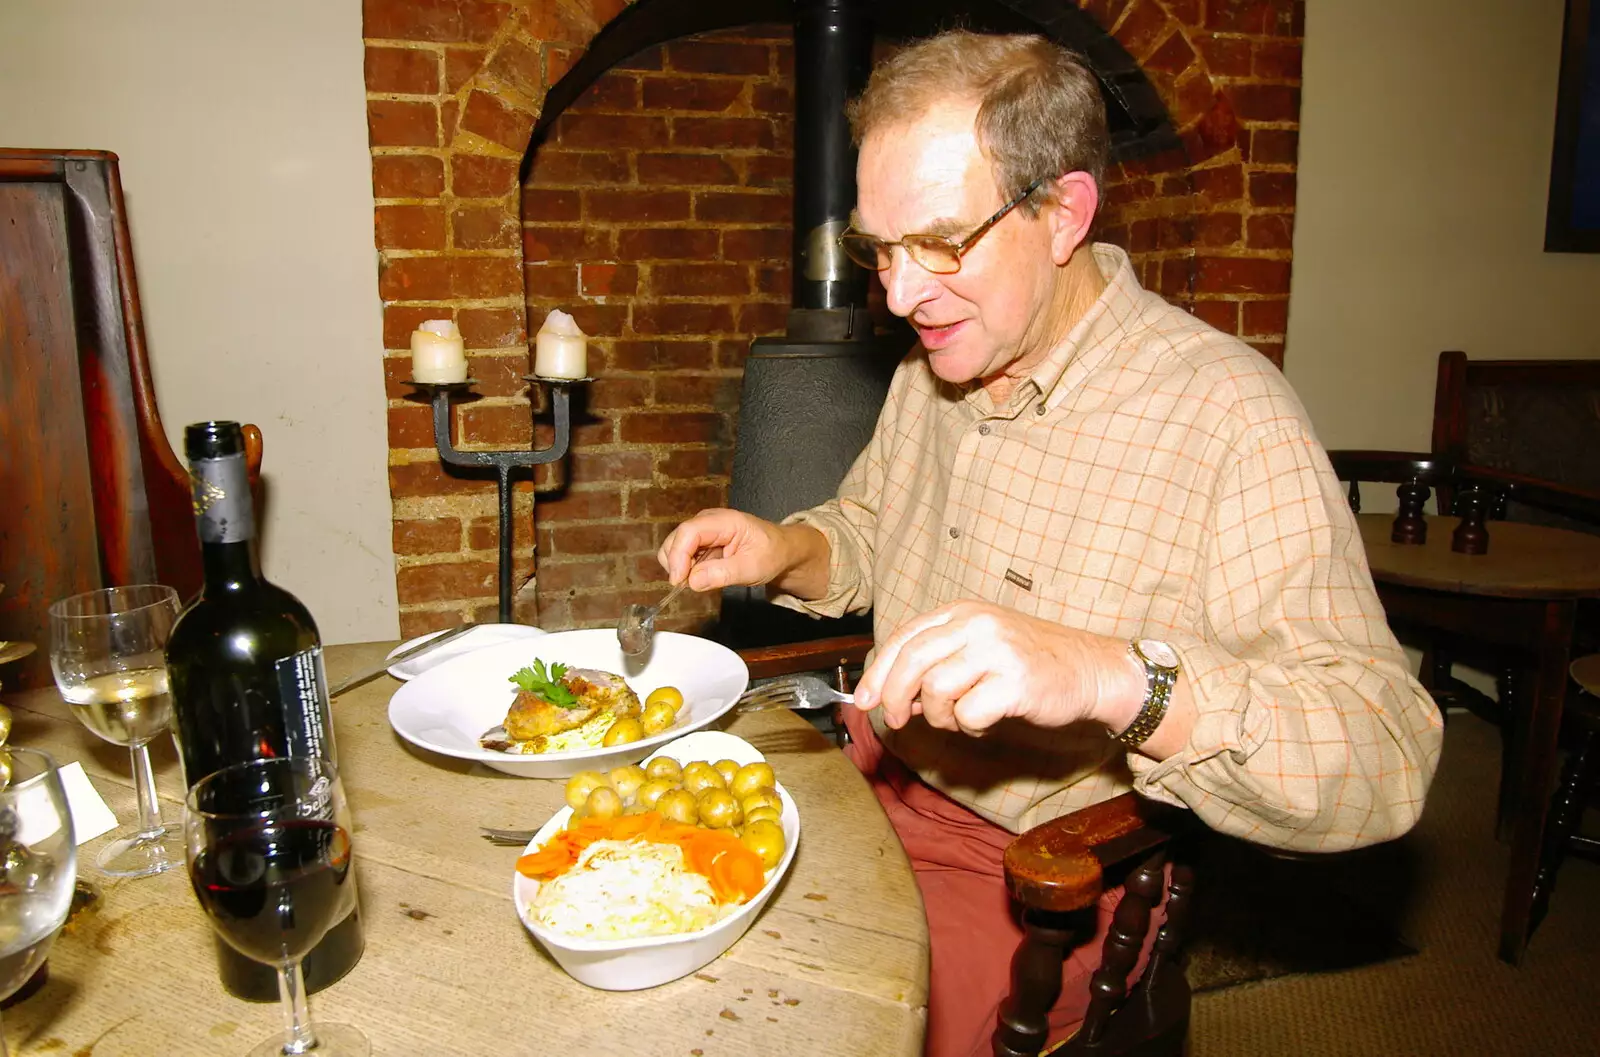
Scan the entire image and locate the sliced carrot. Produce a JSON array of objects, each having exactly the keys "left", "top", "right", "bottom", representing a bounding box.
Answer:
[
  {"left": 515, "top": 845, "right": 576, "bottom": 878},
  {"left": 515, "top": 808, "right": 770, "bottom": 902}
]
